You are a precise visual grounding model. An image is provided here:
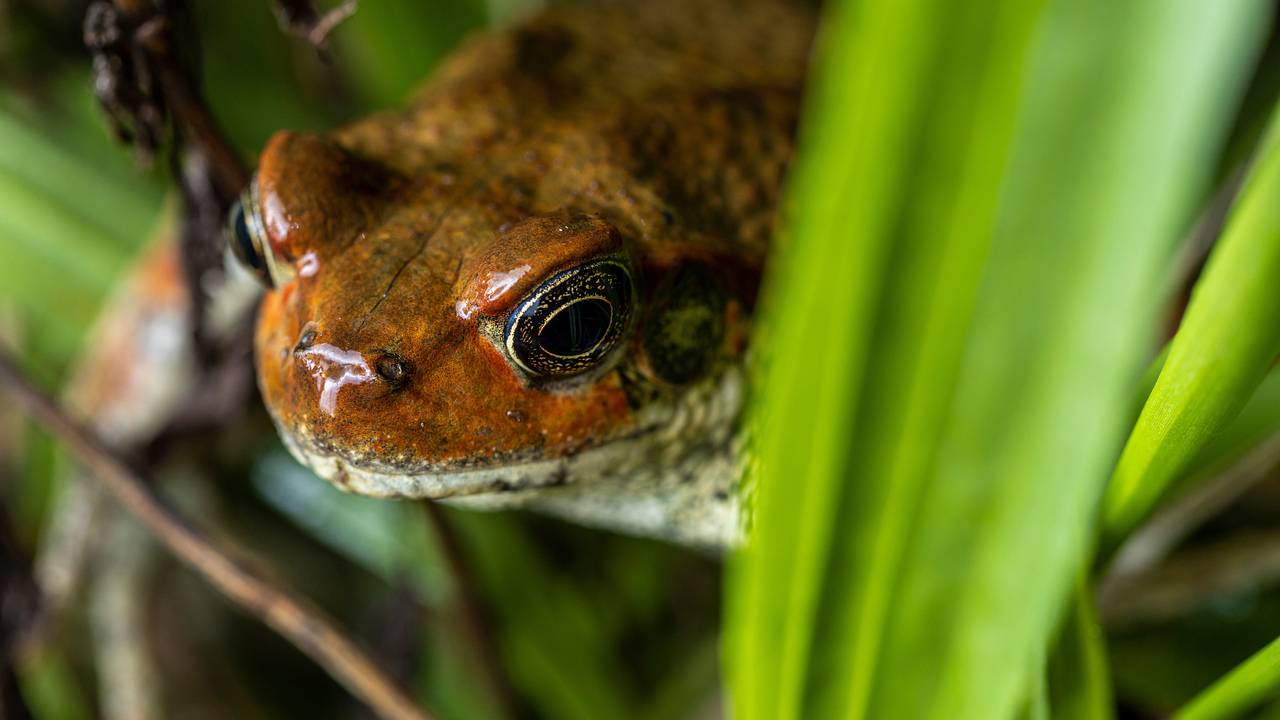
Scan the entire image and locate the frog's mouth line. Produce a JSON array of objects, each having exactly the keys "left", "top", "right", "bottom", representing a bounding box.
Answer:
[
  {"left": 271, "top": 362, "right": 747, "bottom": 505},
  {"left": 278, "top": 415, "right": 745, "bottom": 549},
  {"left": 276, "top": 419, "right": 669, "bottom": 502}
]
